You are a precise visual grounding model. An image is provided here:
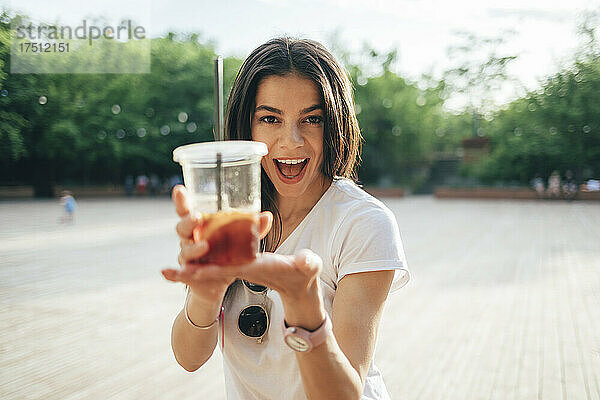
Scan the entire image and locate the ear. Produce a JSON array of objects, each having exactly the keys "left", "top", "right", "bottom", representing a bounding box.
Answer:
[{"left": 258, "top": 211, "right": 273, "bottom": 239}]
